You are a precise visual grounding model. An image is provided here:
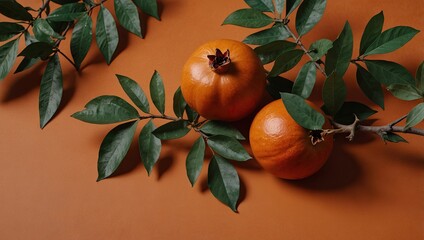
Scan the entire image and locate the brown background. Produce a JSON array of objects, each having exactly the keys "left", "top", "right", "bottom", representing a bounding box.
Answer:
[{"left": 1, "top": 0, "right": 423, "bottom": 239}]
